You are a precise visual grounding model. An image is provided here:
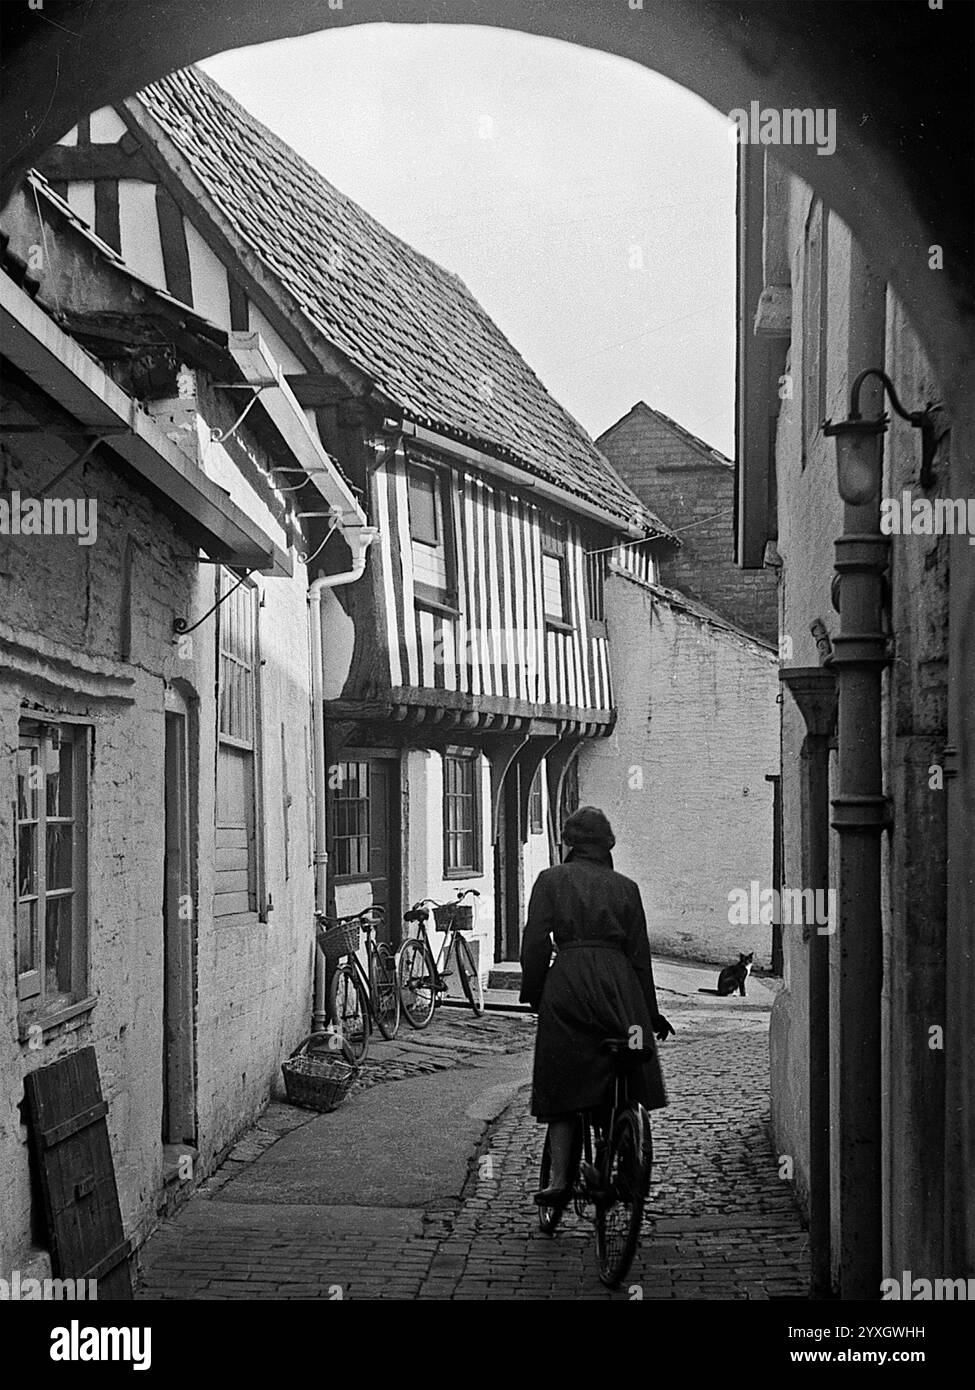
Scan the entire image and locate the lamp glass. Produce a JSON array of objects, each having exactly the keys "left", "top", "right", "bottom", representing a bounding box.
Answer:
[{"left": 834, "top": 426, "right": 883, "bottom": 505}]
